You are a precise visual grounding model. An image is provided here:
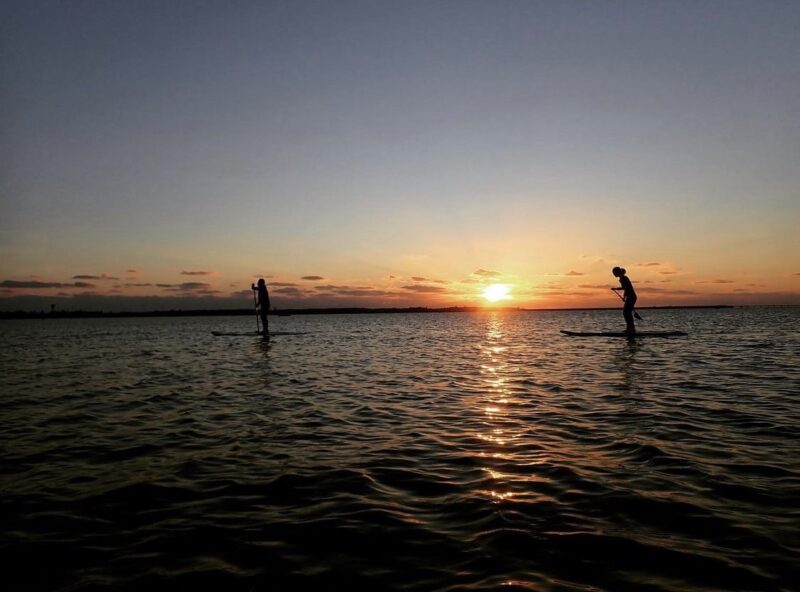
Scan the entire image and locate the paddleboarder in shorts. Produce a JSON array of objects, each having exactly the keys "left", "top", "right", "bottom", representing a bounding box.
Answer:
[
  {"left": 252, "top": 278, "right": 270, "bottom": 334},
  {"left": 612, "top": 267, "right": 637, "bottom": 335}
]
